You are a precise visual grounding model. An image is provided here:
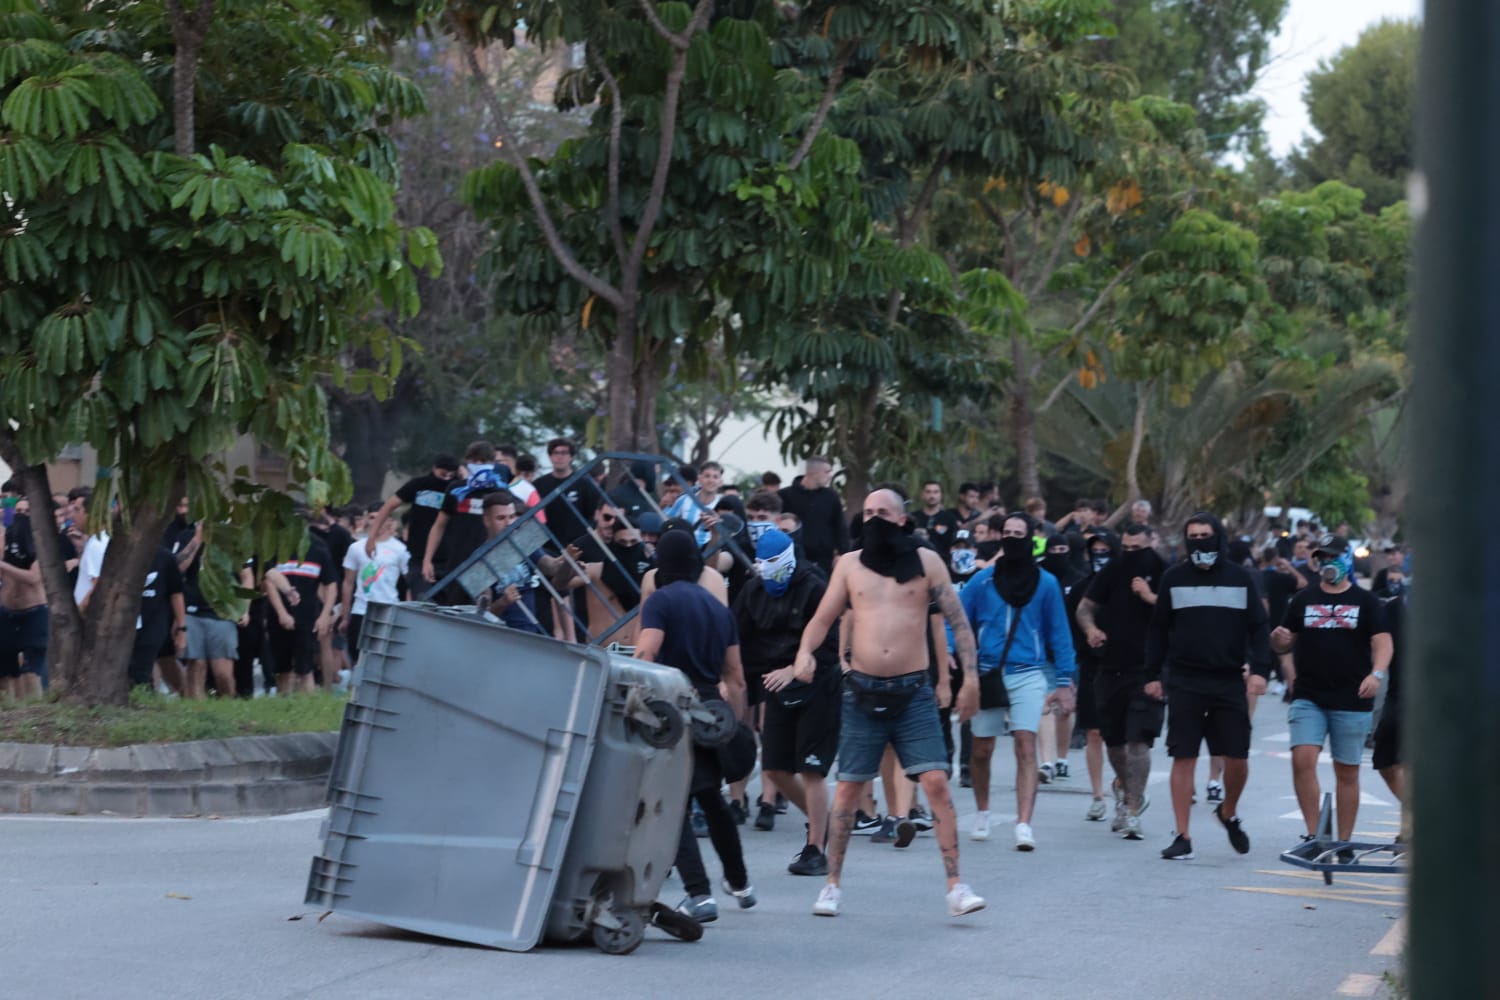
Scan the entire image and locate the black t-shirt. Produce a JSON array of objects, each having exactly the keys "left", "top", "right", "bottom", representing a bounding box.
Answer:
[
  {"left": 535, "top": 471, "right": 601, "bottom": 550},
  {"left": 1084, "top": 549, "right": 1162, "bottom": 672},
  {"left": 1260, "top": 566, "right": 1303, "bottom": 629},
  {"left": 1383, "top": 597, "right": 1405, "bottom": 709},
  {"left": 173, "top": 525, "right": 219, "bottom": 619},
  {"left": 138, "top": 547, "right": 184, "bottom": 639},
  {"left": 607, "top": 481, "right": 655, "bottom": 525},
  {"left": 1283, "top": 583, "right": 1388, "bottom": 712},
  {"left": 436, "top": 480, "right": 503, "bottom": 573},
  {"left": 395, "top": 473, "right": 450, "bottom": 567},
  {"left": 912, "top": 508, "right": 960, "bottom": 558},
  {"left": 572, "top": 534, "right": 650, "bottom": 612},
  {"left": 640, "top": 580, "right": 740, "bottom": 691},
  {"left": 311, "top": 523, "right": 354, "bottom": 575},
  {"left": 272, "top": 534, "right": 340, "bottom": 629}
]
